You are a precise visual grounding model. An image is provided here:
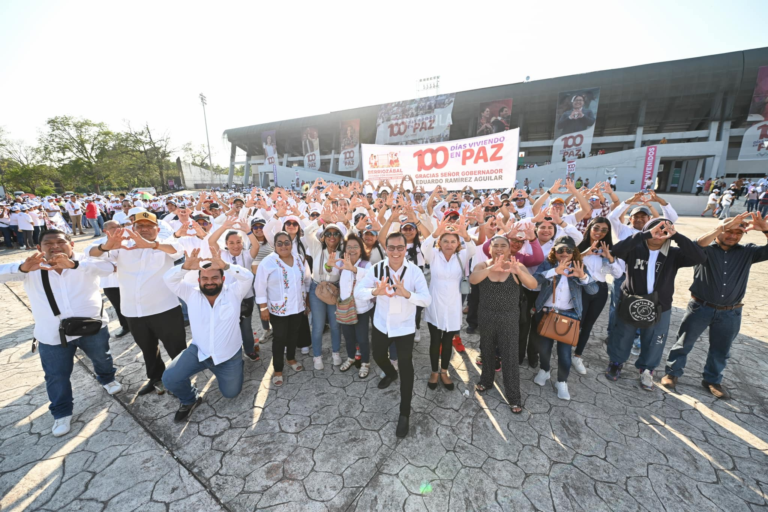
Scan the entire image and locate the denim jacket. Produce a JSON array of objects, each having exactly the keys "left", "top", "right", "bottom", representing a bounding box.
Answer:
[{"left": 533, "top": 259, "right": 599, "bottom": 318}]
